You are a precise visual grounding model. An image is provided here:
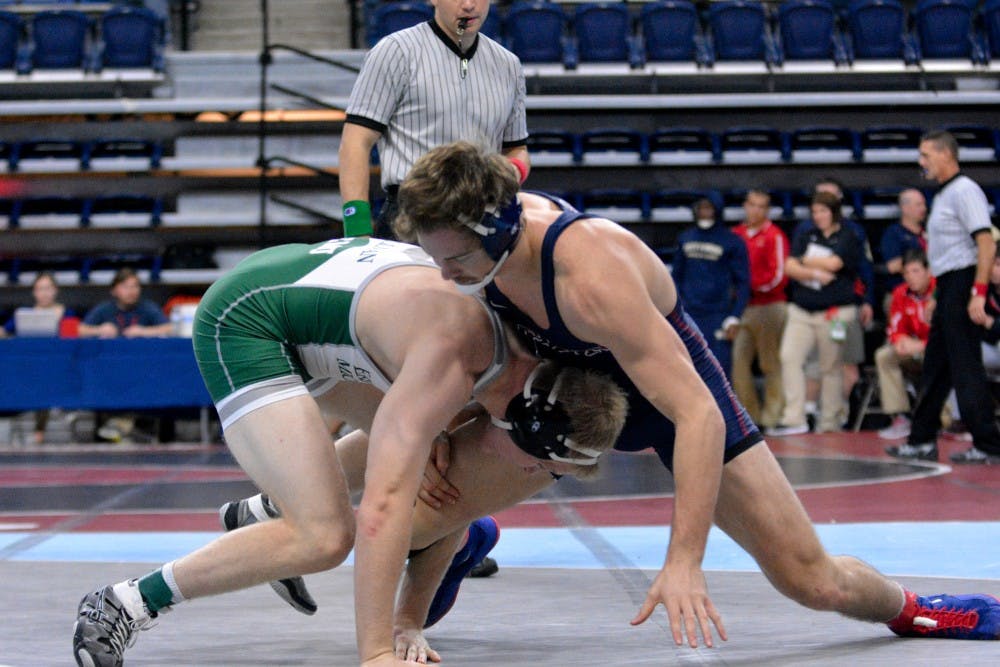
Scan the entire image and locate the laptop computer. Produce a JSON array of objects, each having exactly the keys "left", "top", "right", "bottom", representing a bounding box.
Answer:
[{"left": 13, "top": 307, "right": 62, "bottom": 337}]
